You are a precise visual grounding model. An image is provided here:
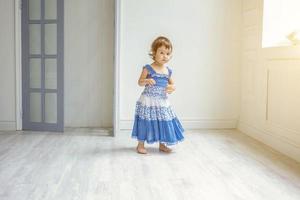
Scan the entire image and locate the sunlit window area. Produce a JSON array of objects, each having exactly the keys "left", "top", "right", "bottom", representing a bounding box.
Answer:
[{"left": 262, "top": 0, "right": 300, "bottom": 47}]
